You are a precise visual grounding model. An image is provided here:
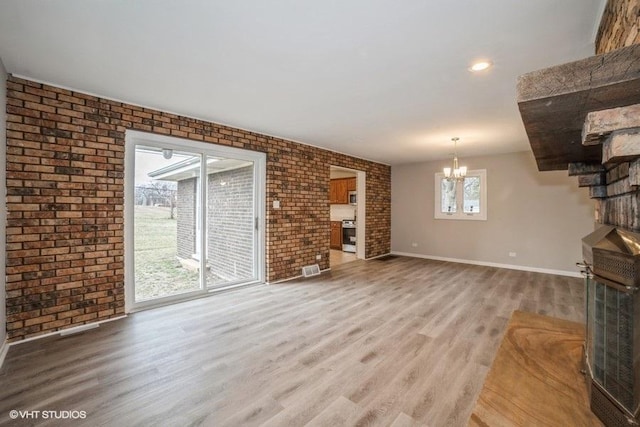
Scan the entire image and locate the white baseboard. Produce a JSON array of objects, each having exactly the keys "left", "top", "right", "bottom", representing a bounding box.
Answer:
[
  {"left": 269, "top": 252, "right": 393, "bottom": 284},
  {"left": 391, "top": 251, "right": 582, "bottom": 278},
  {"left": 59, "top": 322, "right": 100, "bottom": 336},
  {"left": 267, "top": 274, "right": 303, "bottom": 284},
  {"left": 365, "top": 252, "right": 393, "bottom": 260},
  {"left": 267, "top": 268, "right": 331, "bottom": 285},
  {"left": 0, "top": 315, "right": 127, "bottom": 370}
]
